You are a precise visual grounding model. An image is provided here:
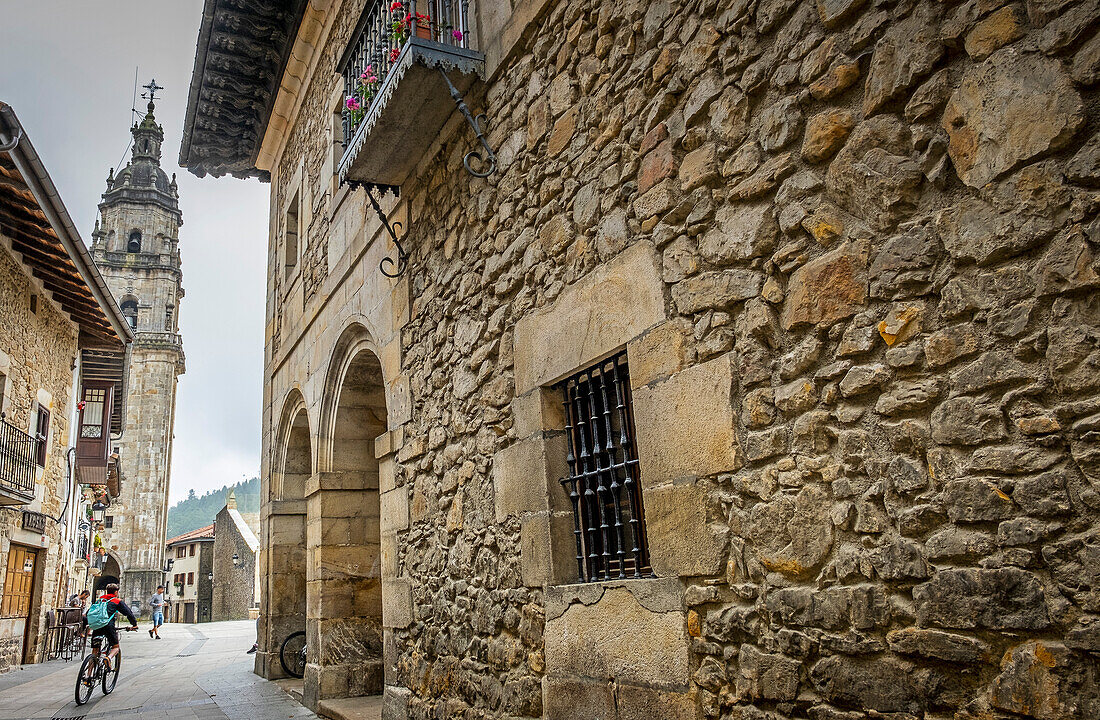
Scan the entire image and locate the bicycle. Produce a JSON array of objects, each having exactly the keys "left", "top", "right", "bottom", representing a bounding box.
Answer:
[
  {"left": 75, "top": 626, "right": 137, "bottom": 705},
  {"left": 280, "top": 630, "right": 306, "bottom": 678}
]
